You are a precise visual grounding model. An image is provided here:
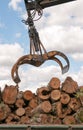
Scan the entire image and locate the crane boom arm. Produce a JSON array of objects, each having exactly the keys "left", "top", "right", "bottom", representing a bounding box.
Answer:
[{"left": 24, "top": 0, "right": 76, "bottom": 10}]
